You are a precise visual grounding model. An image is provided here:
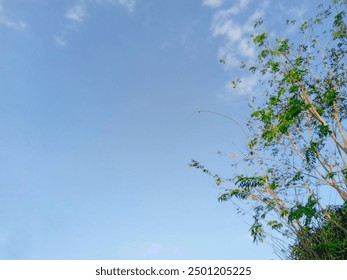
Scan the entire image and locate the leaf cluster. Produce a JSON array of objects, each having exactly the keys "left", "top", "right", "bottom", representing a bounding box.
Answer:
[{"left": 192, "top": 0, "right": 347, "bottom": 259}]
